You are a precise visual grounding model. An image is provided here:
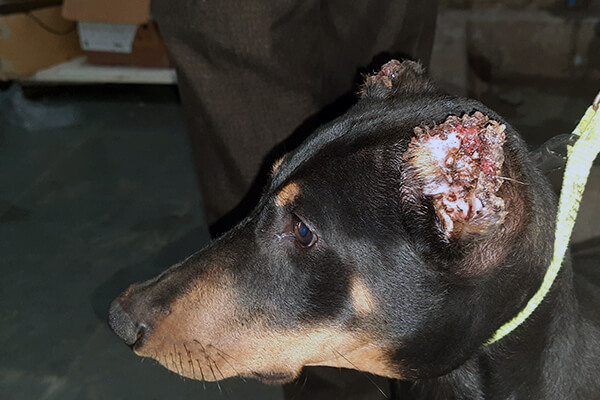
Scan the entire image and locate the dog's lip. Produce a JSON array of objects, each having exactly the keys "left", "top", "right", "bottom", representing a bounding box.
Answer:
[
  {"left": 129, "top": 327, "right": 149, "bottom": 354},
  {"left": 252, "top": 371, "right": 296, "bottom": 384},
  {"left": 131, "top": 341, "right": 144, "bottom": 354}
]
